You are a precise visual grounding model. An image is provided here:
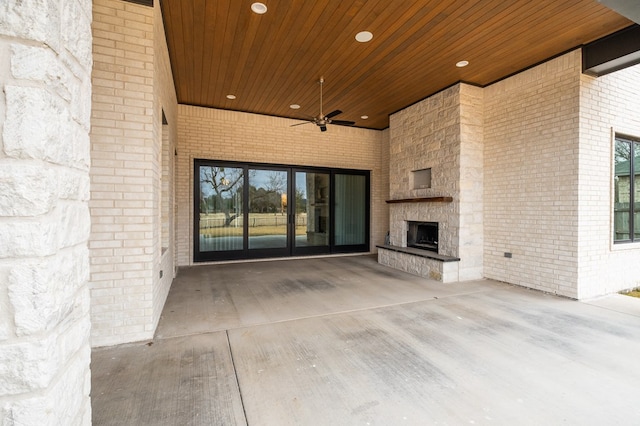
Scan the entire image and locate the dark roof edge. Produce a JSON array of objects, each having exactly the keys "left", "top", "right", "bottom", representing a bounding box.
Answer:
[{"left": 122, "top": 0, "right": 153, "bottom": 7}]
